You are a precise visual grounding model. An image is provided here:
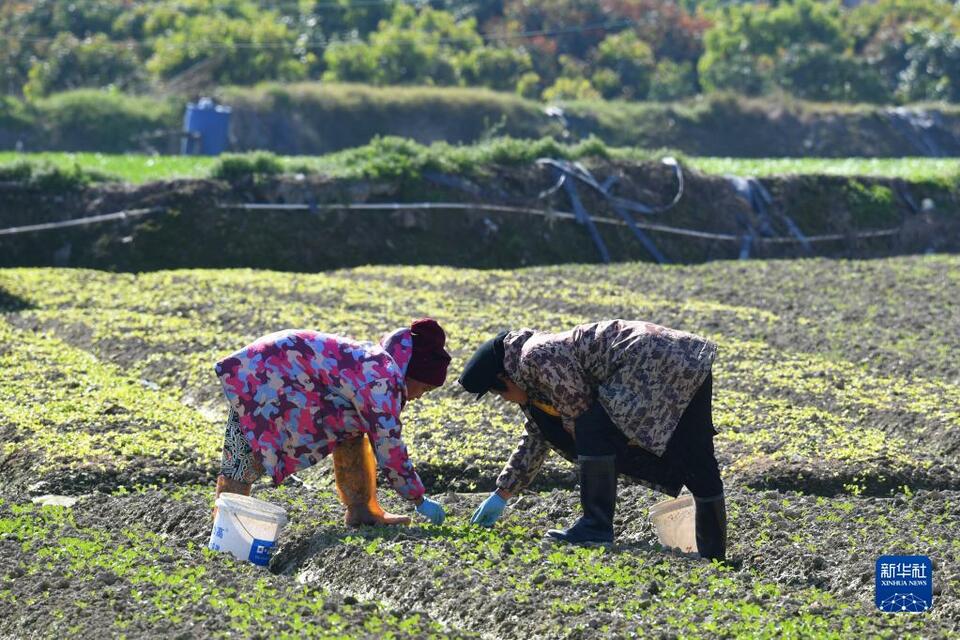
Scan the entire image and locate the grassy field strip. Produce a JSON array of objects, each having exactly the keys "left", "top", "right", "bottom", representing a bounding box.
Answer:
[
  {"left": 717, "top": 339, "right": 960, "bottom": 433},
  {"left": 1, "top": 295, "right": 957, "bottom": 499},
  {"left": 5, "top": 273, "right": 953, "bottom": 433},
  {"left": 715, "top": 391, "right": 929, "bottom": 487},
  {"left": 688, "top": 157, "right": 960, "bottom": 181},
  {"left": 0, "top": 500, "right": 459, "bottom": 638},
  {"left": 4, "top": 264, "right": 957, "bottom": 430},
  {"left": 297, "top": 532, "right": 872, "bottom": 638},
  {"left": 2, "top": 486, "right": 946, "bottom": 639},
  {"left": 2, "top": 258, "right": 959, "bottom": 636},
  {"left": 0, "top": 317, "right": 220, "bottom": 482},
  {"left": 0, "top": 152, "right": 217, "bottom": 183},
  {"left": 473, "top": 264, "right": 960, "bottom": 439},
  {"left": 2, "top": 265, "right": 958, "bottom": 496},
  {"left": 345, "top": 261, "right": 960, "bottom": 382},
  {"left": 282, "top": 485, "right": 940, "bottom": 638},
  {"left": 2, "top": 151, "right": 958, "bottom": 184}
]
